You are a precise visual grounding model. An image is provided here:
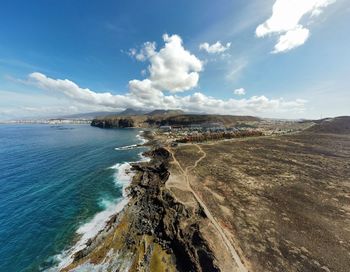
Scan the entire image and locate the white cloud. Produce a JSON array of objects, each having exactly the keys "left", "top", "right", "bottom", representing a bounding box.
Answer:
[
  {"left": 199, "top": 41, "right": 231, "bottom": 54},
  {"left": 256, "top": 0, "right": 336, "bottom": 52},
  {"left": 22, "top": 34, "right": 307, "bottom": 117},
  {"left": 273, "top": 26, "right": 310, "bottom": 53},
  {"left": 27, "top": 72, "right": 139, "bottom": 109},
  {"left": 27, "top": 72, "right": 306, "bottom": 116},
  {"left": 129, "top": 41, "right": 156, "bottom": 61},
  {"left": 0, "top": 89, "right": 117, "bottom": 119},
  {"left": 234, "top": 88, "right": 246, "bottom": 95},
  {"left": 130, "top": 34, "right": 203, "bottom": 93}
]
